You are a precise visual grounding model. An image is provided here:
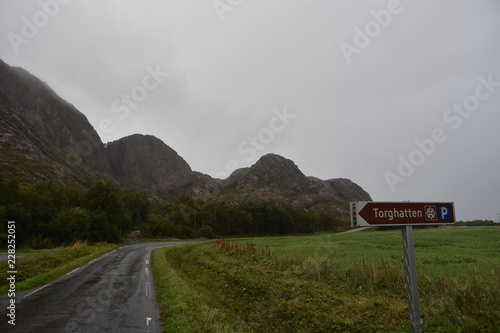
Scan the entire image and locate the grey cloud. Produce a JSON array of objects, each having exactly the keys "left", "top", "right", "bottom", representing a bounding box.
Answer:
[{"left": 0, "top": 0, "right": 499, "bottom": 220}]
